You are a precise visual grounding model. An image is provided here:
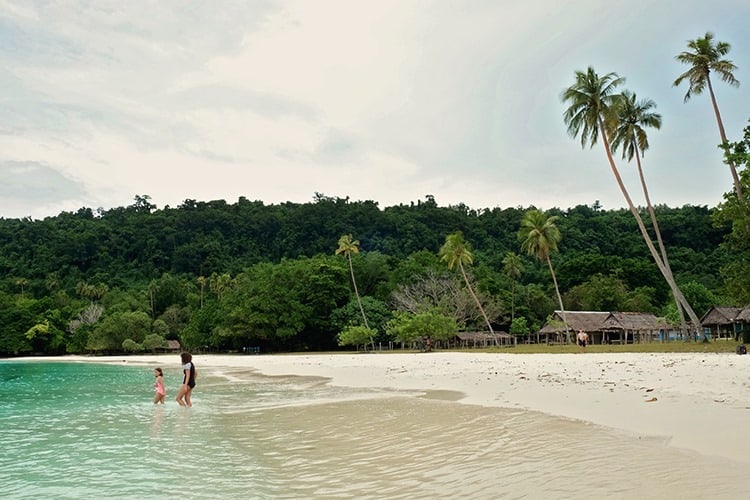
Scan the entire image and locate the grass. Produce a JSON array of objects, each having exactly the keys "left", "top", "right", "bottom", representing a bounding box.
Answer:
[{"left": 457, "top": 338, "right": 744, "bottom": 354}]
